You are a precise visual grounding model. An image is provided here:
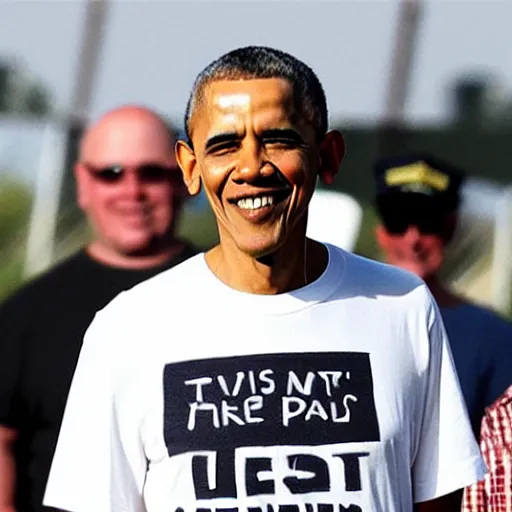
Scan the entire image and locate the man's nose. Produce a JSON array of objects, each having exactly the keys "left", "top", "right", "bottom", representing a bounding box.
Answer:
[
  {"left": 404, "top": 225, "right": 422, "bottom": 246},
  {"left": 122, "top": 170, "right": 145, "bottom": 198},
  {"left": 233, "top": 141, "right": 275, "bottom": 183}
]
